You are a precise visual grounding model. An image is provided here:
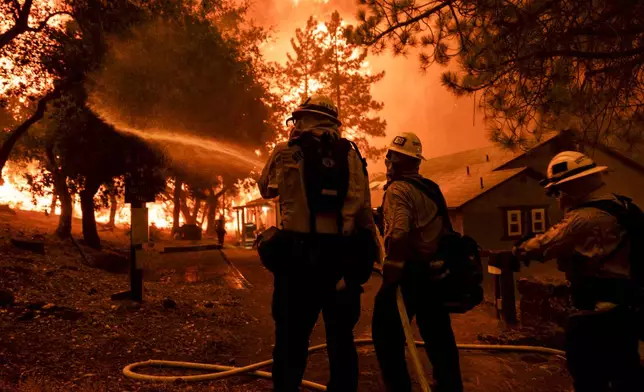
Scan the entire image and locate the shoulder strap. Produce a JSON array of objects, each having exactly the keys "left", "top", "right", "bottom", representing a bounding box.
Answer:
[
  {"left": 576, "top": 195, "right": 644, "bottom": 273},
  {"left": 347, "top": 140, "right": 368, "bottom": 175},
  {"left": 576, "top": 195, "right": 634, "bottom": 231},
  {"left": 388, "top": 176, "right": 453, "bottom": 232}
]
